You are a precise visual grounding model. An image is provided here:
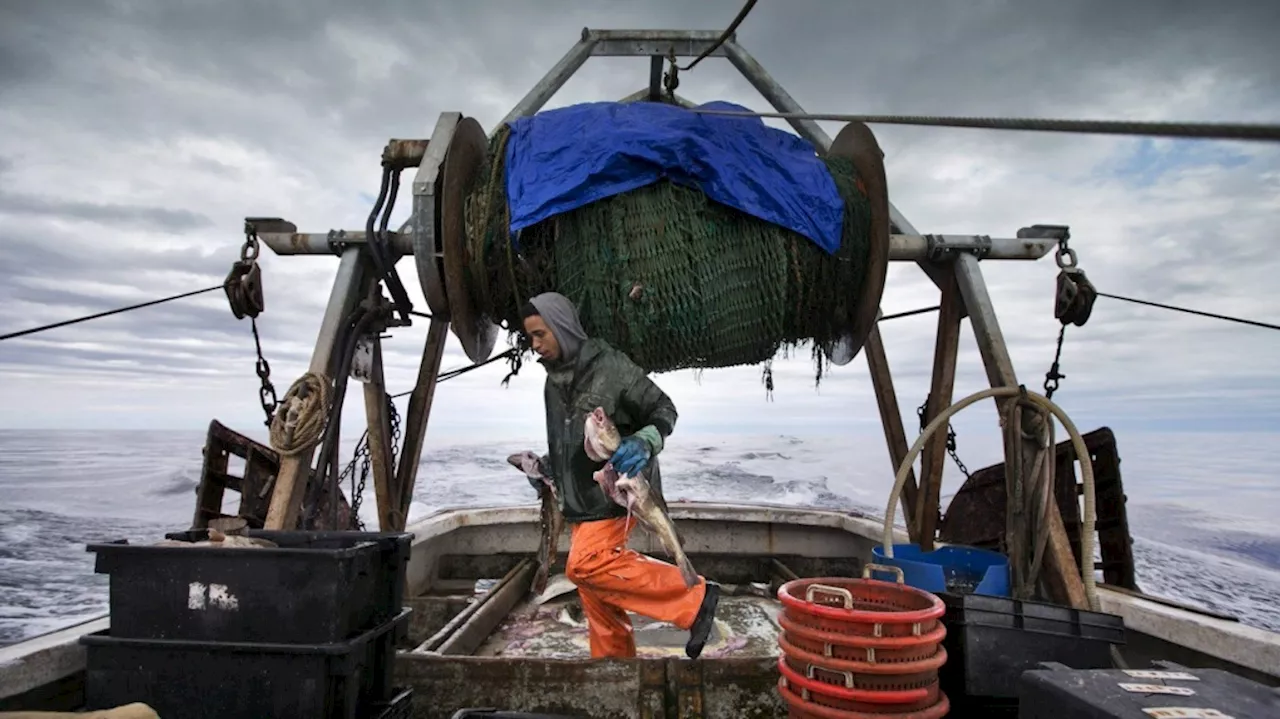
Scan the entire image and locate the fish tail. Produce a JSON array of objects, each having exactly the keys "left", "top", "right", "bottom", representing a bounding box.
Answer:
[{"left": 676, "top": 551, "right": 699, "bottom": 589}]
